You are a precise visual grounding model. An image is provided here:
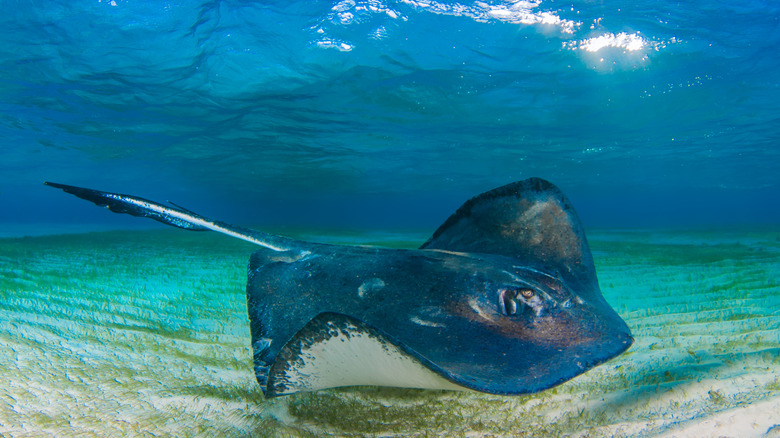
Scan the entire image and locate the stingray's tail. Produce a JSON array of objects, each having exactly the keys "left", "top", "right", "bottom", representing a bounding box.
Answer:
[{"left": 45, "top": 182, "right": 293, "bottom": 252}]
